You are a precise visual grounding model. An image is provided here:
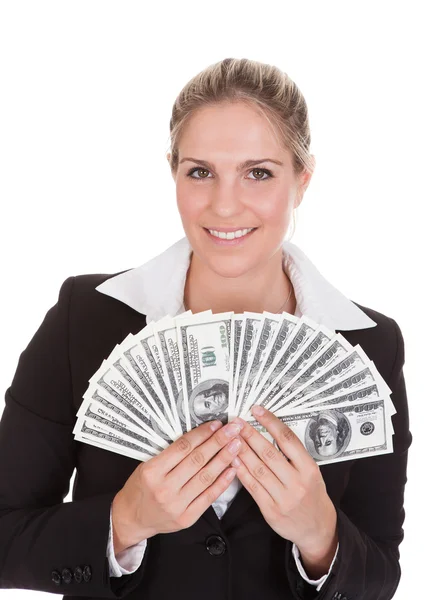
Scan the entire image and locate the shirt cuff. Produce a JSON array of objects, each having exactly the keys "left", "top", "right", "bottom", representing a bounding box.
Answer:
[
  {"left": 107, "top": 504, "right": 147, "bottom": 577},
  {"left": 292, "top": 542, "right": 339, "bottom": 592}
]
